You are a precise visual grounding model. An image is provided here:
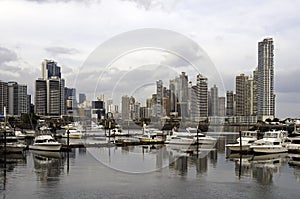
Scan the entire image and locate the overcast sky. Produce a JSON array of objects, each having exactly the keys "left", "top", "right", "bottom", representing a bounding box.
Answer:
[{"left": 0, "top": 0, "right": 299, "bottom": 119}]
